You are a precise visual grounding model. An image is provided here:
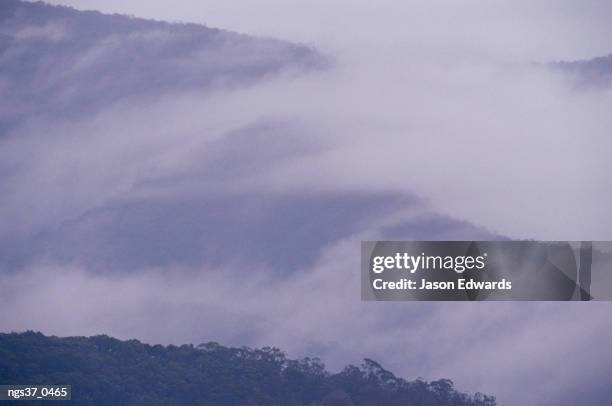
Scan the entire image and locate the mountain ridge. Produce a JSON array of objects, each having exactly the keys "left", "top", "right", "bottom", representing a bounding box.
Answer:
[
  {"left": 0, "top": 331, "right": 497, "bottom": 405},
  {"left": 0, "top": 0, "right": 327, "bottom": 131}
]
